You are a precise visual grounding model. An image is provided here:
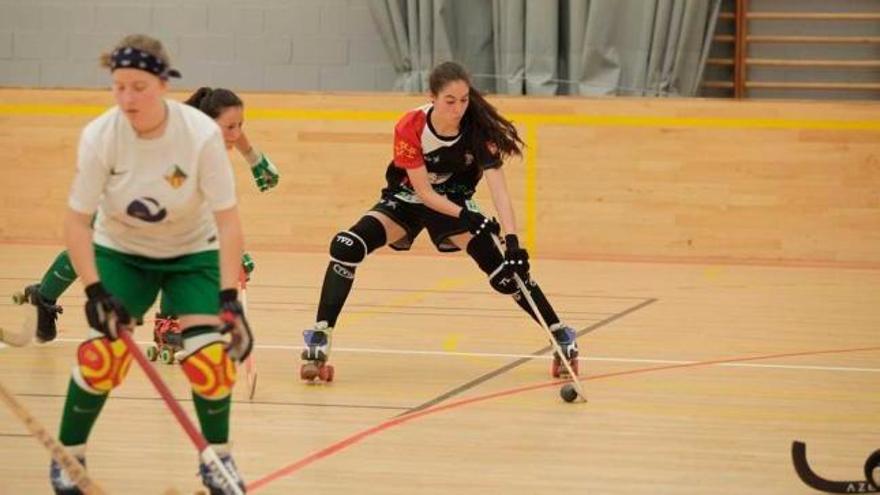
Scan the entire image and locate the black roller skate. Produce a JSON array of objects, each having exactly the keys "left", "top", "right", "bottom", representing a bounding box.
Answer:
[
  {"left": 13, "top": 284, "right": 63, "bottom": 343},
  {"left": 145, "top": 314, "right": 182, "bottom": 364},
  {"left": 300, "top": 321, "right": 334, "bottom": 382},
  {"left": 550, "top": 323, "right": 579, "bottom": 378},
  {"left": 199, "top": 451, "right": 246, "bottom": 495},
  {"left": 49, "top": 454, "right": 85, "bottom": 495}
]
